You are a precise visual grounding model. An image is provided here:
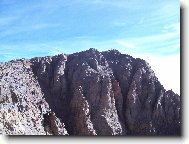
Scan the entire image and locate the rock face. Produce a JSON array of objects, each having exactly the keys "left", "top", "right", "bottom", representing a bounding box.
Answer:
[
  {"left": 0, "top": 48, "right": 180, "bottom": 135},
  {"left": 0, "top": 59, "right": 68, "bottom": 135}
]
